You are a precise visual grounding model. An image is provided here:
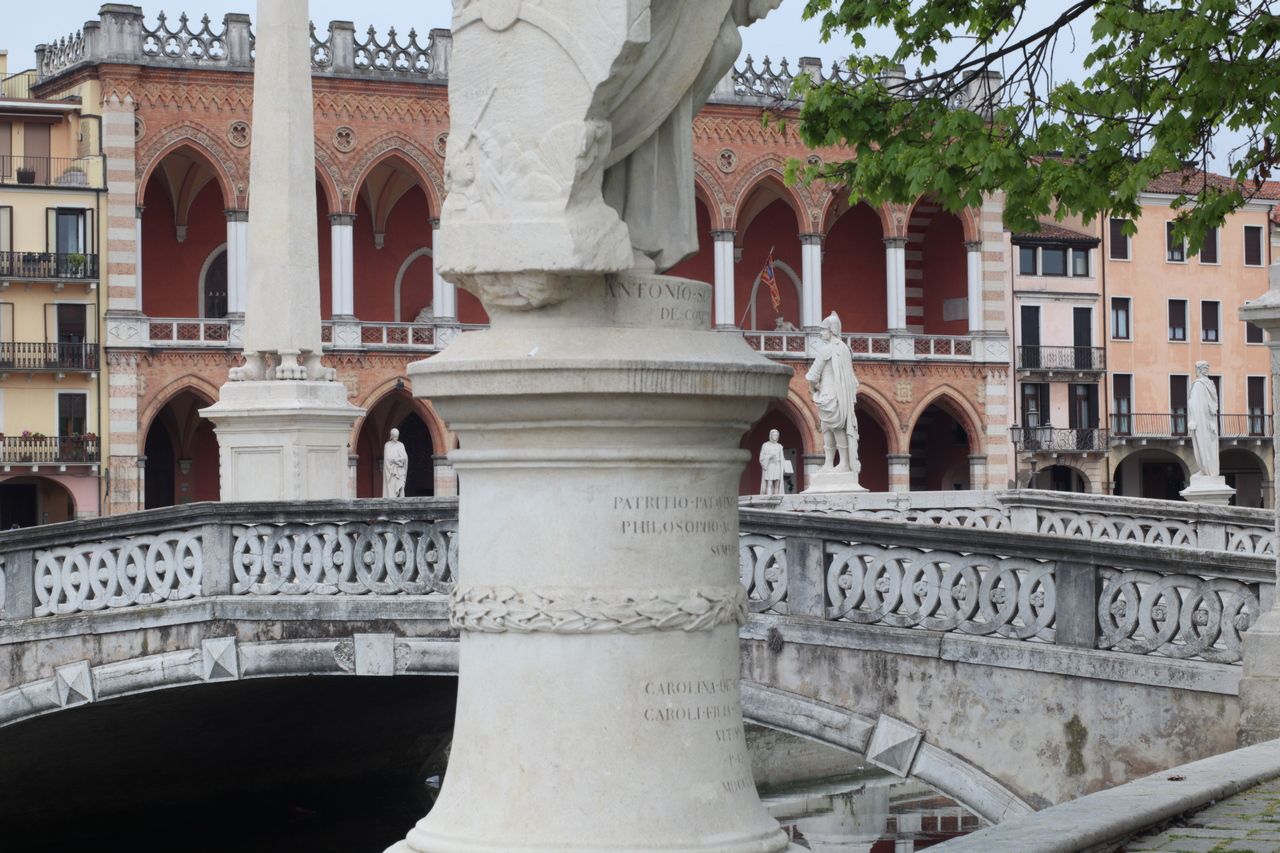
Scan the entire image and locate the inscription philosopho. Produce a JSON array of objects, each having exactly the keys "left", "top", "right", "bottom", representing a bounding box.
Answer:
[{"left": 616, "top": 495, "right": 736, "bottom": 536}]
